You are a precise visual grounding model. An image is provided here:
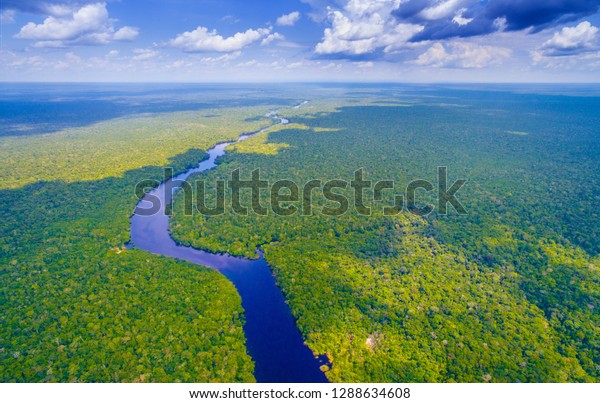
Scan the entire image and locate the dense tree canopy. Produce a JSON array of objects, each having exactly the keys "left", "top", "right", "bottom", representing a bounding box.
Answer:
[
  {"left": 172, "top": 91, "right": 599, "bottom": 382},
  {"left": 0, "top": 107, "right": 269, "bottom": 382},
  {"left": 2, "top": 86, "right": 598, "bottom": 383}
]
